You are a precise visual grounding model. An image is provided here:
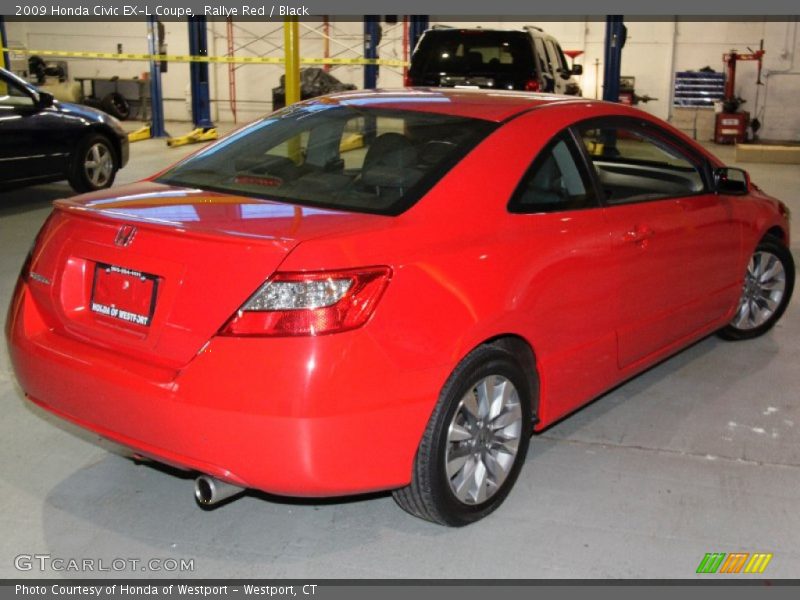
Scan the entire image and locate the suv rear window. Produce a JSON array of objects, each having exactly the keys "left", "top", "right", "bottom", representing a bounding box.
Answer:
[
  {"left": 157, "top": 105, "right": 496, "bottom": 216},
  {"left": 411, "top": 30, "right": 534, "bottom": 78}
]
